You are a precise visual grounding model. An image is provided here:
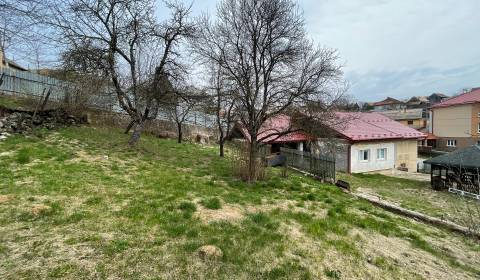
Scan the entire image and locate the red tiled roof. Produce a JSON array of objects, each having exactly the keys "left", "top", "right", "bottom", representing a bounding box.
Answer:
[
  {"left": 332, "top": 112, "right": 425, "bottom": 142},
  {"left": 238, "top": 115, "right": 311, "bottom": 143},
  {"left": 431, "top": 88, "right": 480, "bottom": 108},
  {"left": 425, "top": 133, "right": 438, "bottom": 140}
]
